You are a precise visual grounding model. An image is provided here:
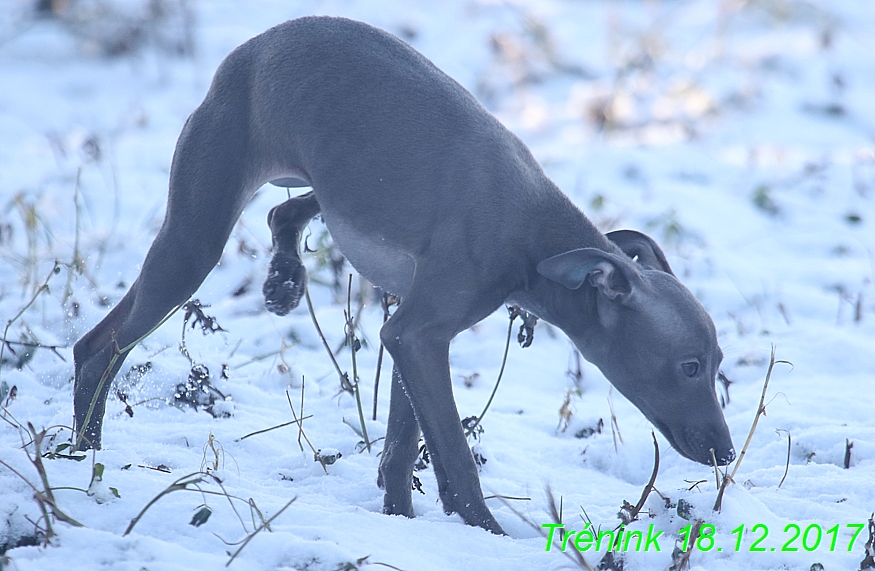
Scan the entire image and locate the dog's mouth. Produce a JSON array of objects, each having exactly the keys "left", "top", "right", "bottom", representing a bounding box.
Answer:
[
  {"left": 650, "top": 417, "right": 693, "bottom": 461},
  {"left": 650, "top": 417, "right": 735, "bottom": 467}
]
